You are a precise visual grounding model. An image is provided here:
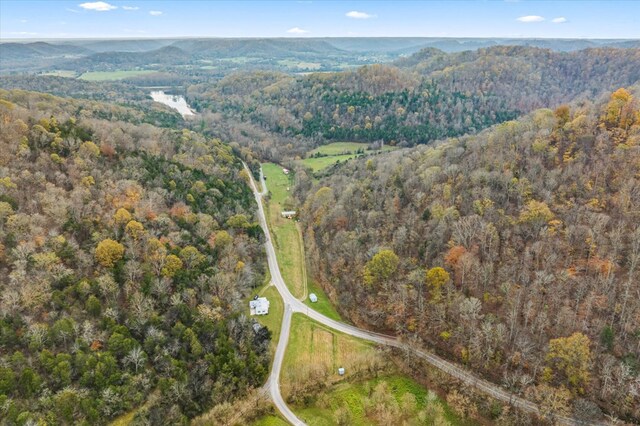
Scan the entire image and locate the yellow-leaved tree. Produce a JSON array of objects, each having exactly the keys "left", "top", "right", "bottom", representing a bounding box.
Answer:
[
  {"left": 425, "top": 266, "right": 450, "bottom": 301},
  {"left": 546, "top": 332, "right": 592, "bottom": 394},
  {"left": 161, "top": 254, "right": 183, "bottom": 278},
  {"left": 95, "top": 239, "right": 125, "bottom": 267},
  {"left": 363, "top": 249, "right": 399, "bottom": 286}
]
